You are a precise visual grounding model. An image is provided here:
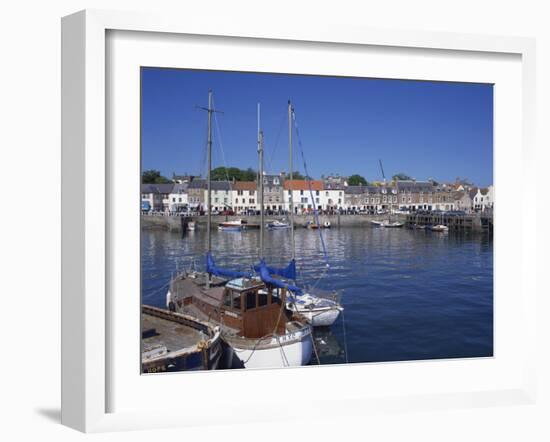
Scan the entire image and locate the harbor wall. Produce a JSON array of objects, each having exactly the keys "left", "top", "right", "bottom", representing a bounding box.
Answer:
[{"left": 141, "top": 213, "right": 399, "bottom": 231}]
